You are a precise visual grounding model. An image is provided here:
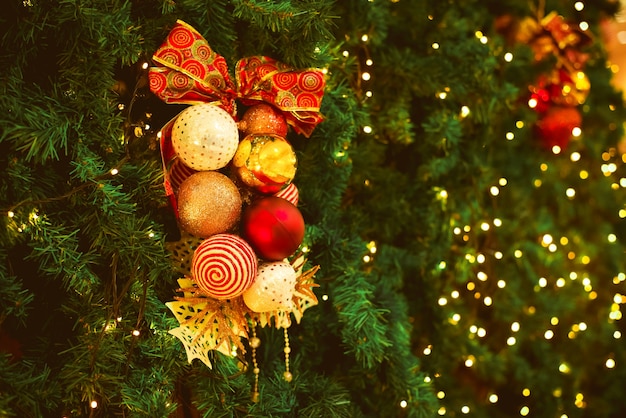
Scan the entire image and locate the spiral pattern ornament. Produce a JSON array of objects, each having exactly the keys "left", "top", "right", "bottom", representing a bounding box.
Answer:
[{"left": 191, "top": 234, "right": 258, "bottom": 299}]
